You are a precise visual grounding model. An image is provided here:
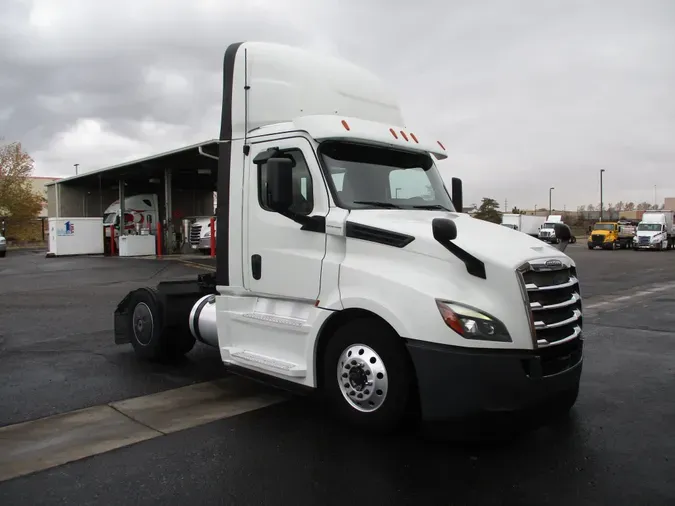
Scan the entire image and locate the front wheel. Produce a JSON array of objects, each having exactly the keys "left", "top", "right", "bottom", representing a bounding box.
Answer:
[
  {"left": 0, "top": 250, "right": 5, "bottom": 258},
  {"left": 322, "top": 318, "right": 415, "bottom": 431}
]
